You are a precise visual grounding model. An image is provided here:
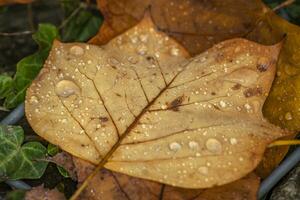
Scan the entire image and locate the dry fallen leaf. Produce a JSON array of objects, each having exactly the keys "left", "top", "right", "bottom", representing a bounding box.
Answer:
[
  {"left": 91, "top": 0, "right": 300, "bottom": 179},
  {"left": 26, "top": 16, "right": 288, "bottom": 189},
  {"left": 91, "top": 0, "right": 265, "bottom": 56},
  {"left": 0, "top": 0, "right": 32, "bottom": 6},
  {"left": 25, "top": 185, "right": 65, "bottom": 200},
  {"left": 73, "top": 157, "right": 260, "bottom": 200}
]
